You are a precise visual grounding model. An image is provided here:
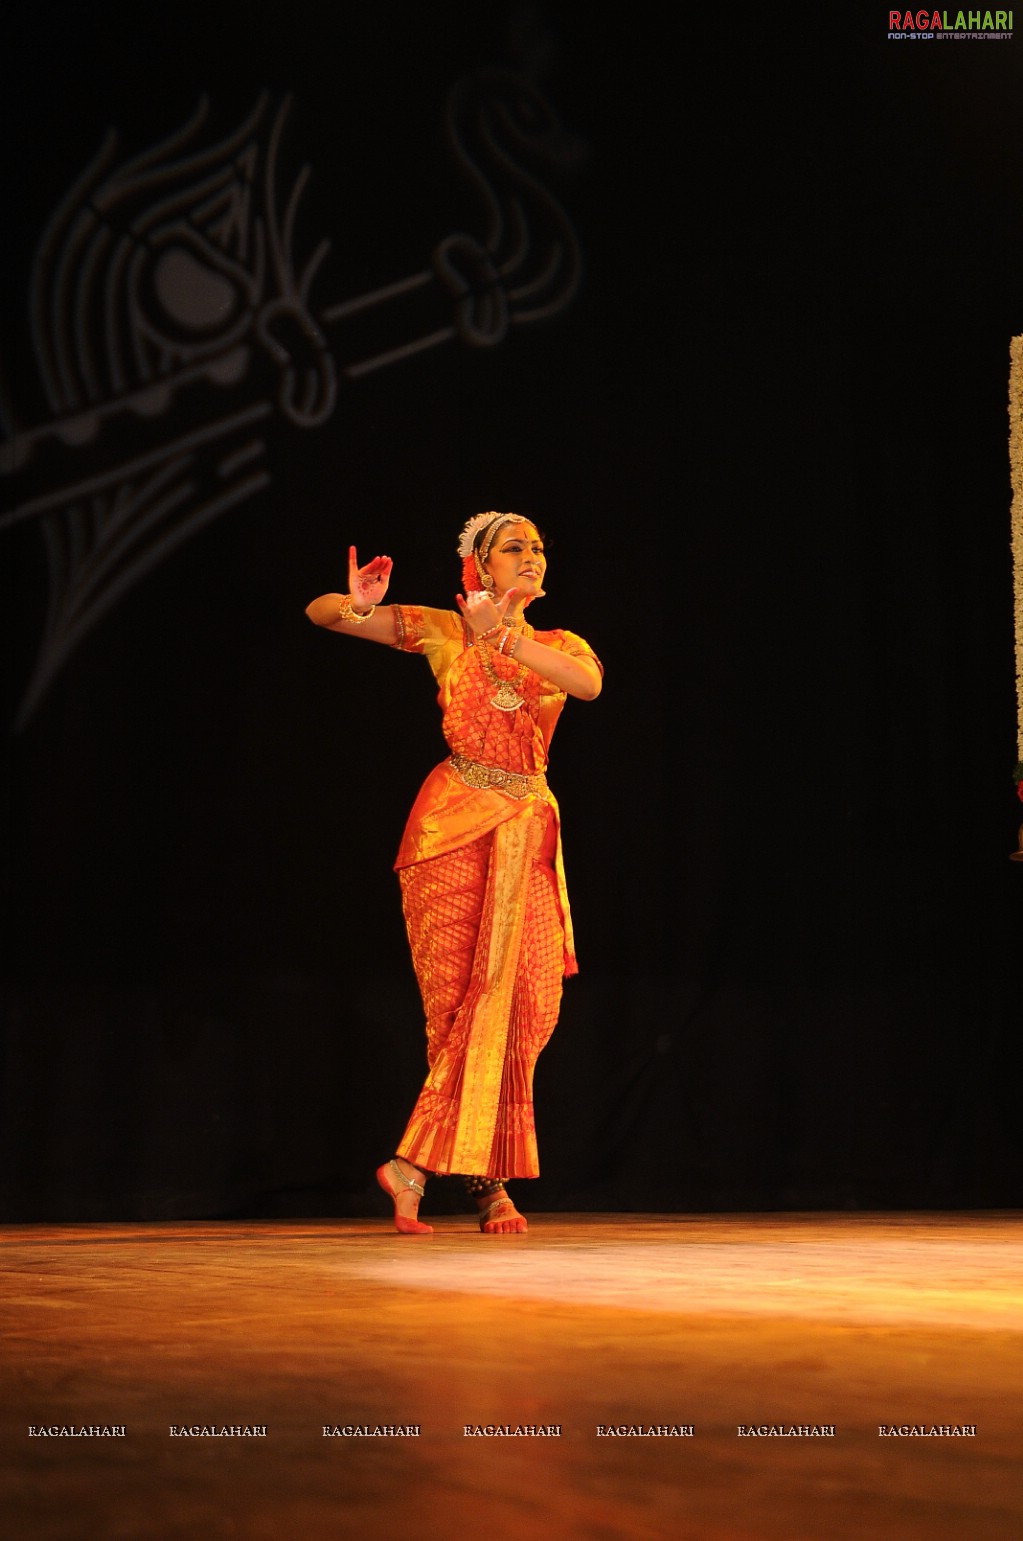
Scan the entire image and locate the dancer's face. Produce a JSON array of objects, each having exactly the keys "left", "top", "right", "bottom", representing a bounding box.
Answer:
[{"left": 484, "top": 523, "right": 546, "bottom": 599}]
